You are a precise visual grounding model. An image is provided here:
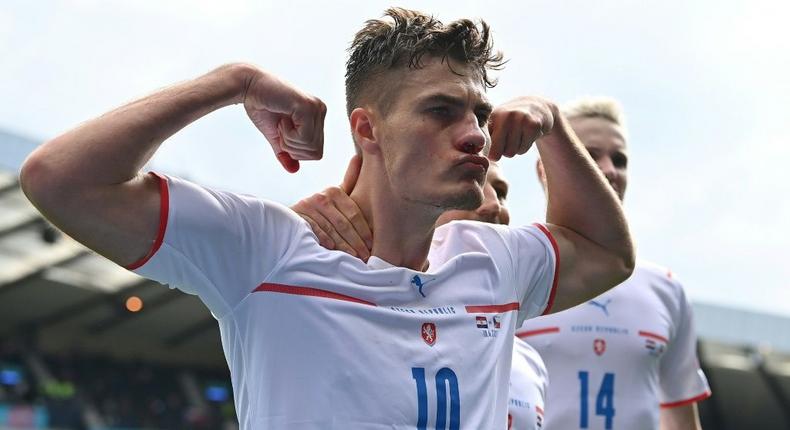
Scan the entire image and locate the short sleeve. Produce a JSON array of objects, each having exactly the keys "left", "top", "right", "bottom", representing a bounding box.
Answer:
[
  {"left": 658, "top": 278, "right": 712, "bottom": 406},
  {"left": 499, "top": 223, "right": 559, "bottom": 324},
  {"left": 129, "top": 174, "right": 303, "bottom": 318}
]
